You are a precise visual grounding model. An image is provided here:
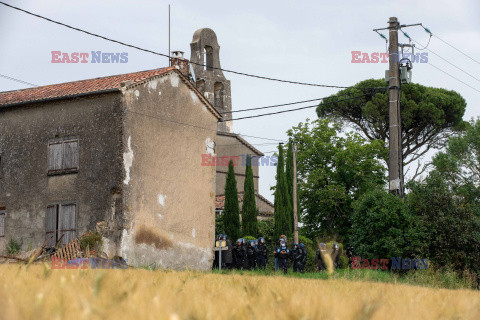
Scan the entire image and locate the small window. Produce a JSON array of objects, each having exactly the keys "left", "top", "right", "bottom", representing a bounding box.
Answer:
[
  {"left": 45, "top": 203, "right": 76, "bottom": 247},
  {"left": 204, "top": 46, "right": 213, "bottom": 71},
  {"left": 0, "top": 207, "right": 5, "bottom": 237},
  {"left": 0, "top": 154, "right": 3, "bottom": 179},
  {"left": 48, "top": 138, "right": 79, "bottom": 174}
]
